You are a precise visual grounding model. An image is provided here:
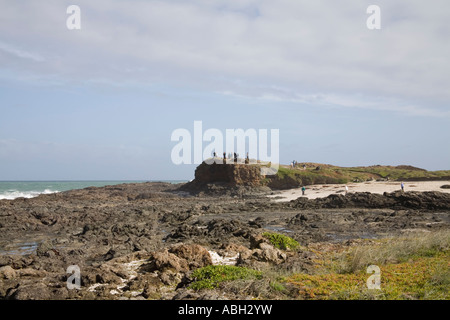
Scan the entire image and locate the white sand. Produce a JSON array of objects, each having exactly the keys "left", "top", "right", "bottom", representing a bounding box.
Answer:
[{"left": 267, "top": 180, "right": 450, "bottom": 202}]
